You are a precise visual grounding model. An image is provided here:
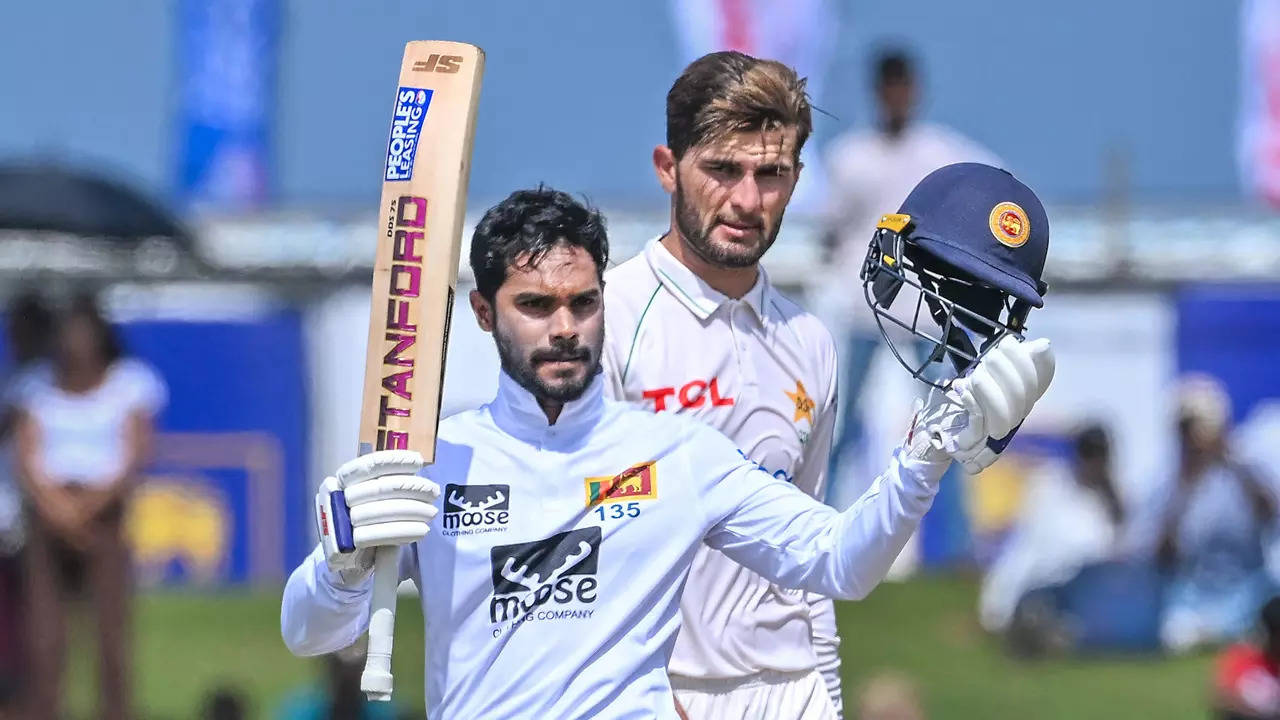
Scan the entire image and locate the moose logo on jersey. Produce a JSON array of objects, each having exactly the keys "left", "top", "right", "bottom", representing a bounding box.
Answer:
[
  {"left": 488, "top": 527, "right": 601, "bottom": 624},
  {"left": 441, "top": 484, "right": 510, "bottom": 536},
  {"left": 585, "top": 461, "right": 657, "bottom": 507}
]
